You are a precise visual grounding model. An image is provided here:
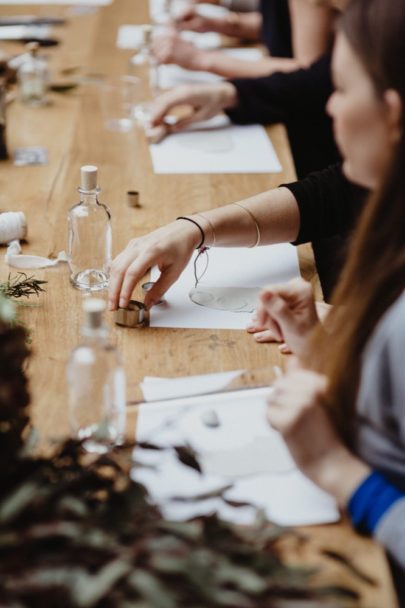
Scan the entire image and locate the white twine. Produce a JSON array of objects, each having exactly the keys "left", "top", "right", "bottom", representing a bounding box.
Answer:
[
  {"left": 1, "top": 211, "right": 67, "bottom": 269},
  {"left": 0, "top": 211, "right": 27, "bottom": 244}
]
